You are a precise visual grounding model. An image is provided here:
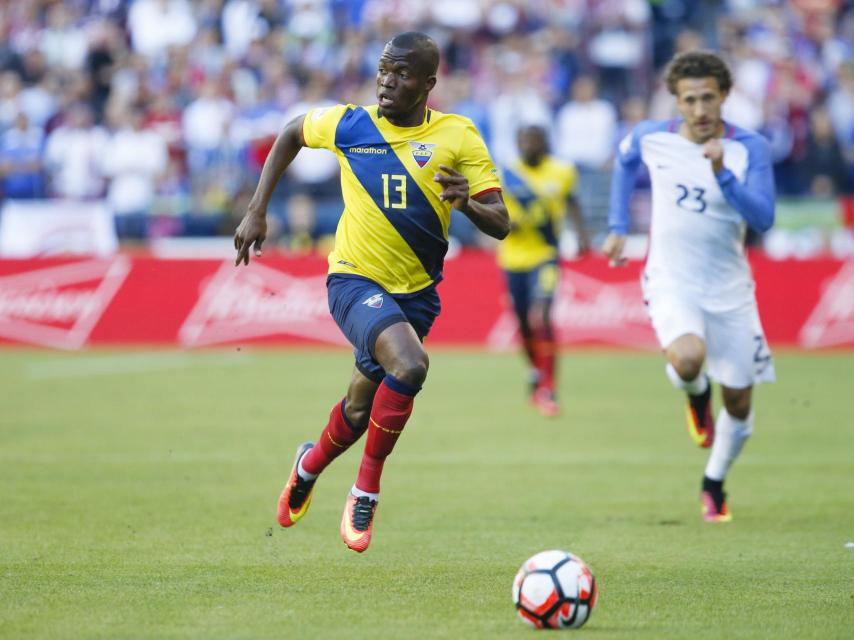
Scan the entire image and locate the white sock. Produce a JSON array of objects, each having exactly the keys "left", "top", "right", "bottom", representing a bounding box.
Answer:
[
  {"left": 351, "top": 485, "right": 379, "bottom": 502},
  {"left": 297, "top": 458, "right": 316, "bottom": 481},
  {"left": 665, "top": 363, "right": 709, "bottom": 395},
  {"left": 704, "top": 409, "right": 754, "bottom": 481}
]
